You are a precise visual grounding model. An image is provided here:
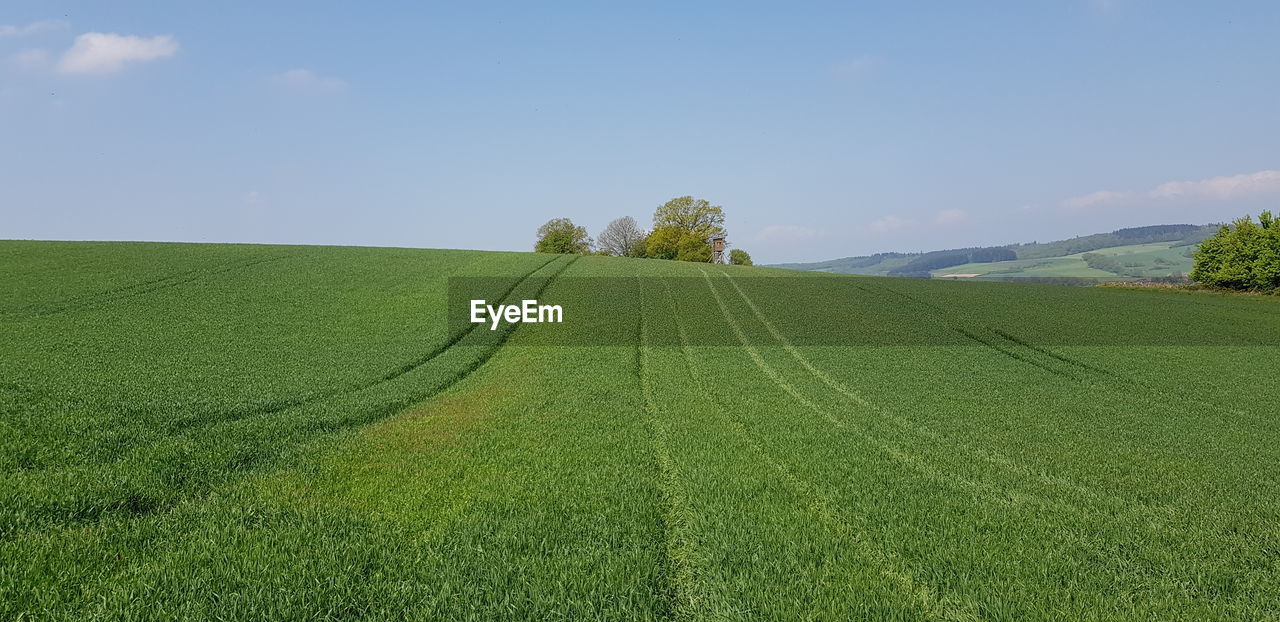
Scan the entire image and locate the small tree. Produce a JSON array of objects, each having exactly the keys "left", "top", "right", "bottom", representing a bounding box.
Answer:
[
  {"left": 597, "top": 216, "right": 647, "bottom": 257},
  {"left": 729, "top": 249, "right": 752, "bottom": 265},
  {"left": 534, "top": 218, "right": 592, "bottom": 254}
]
